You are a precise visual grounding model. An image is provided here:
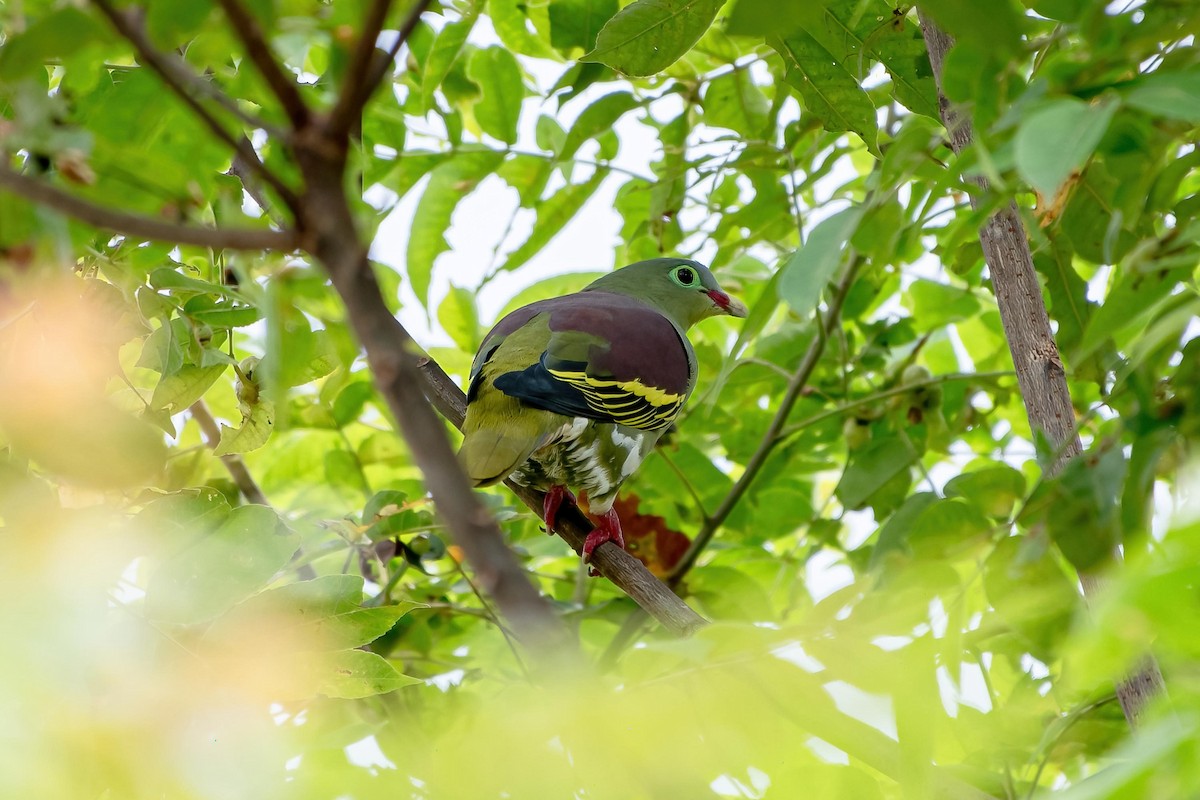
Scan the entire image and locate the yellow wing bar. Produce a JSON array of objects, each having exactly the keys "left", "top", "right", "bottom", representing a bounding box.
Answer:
[{"left": 547, "top": 368, "right": 684, "bottom": 430}]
